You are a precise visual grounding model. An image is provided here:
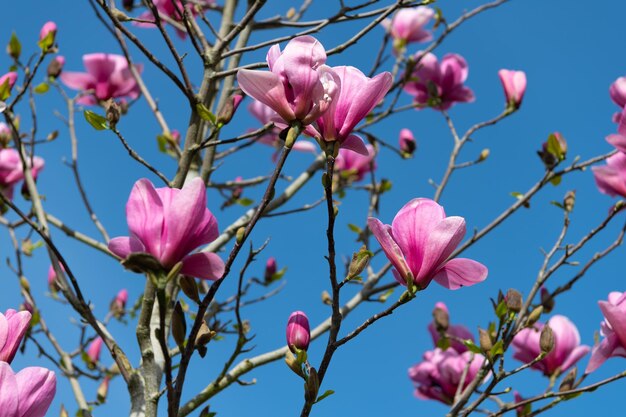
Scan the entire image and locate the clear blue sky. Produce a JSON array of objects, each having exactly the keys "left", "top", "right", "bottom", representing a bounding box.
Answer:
[{"left": 3, "top": 0, "right": 626, "bottom": 416}]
